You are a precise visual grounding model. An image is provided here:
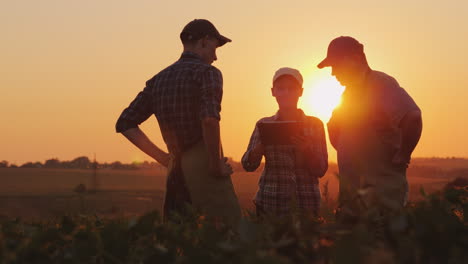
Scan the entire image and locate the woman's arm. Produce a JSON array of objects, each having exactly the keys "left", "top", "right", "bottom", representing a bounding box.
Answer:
[{"left": 241, "top": 124, "right": 264, "bottom": 172}]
